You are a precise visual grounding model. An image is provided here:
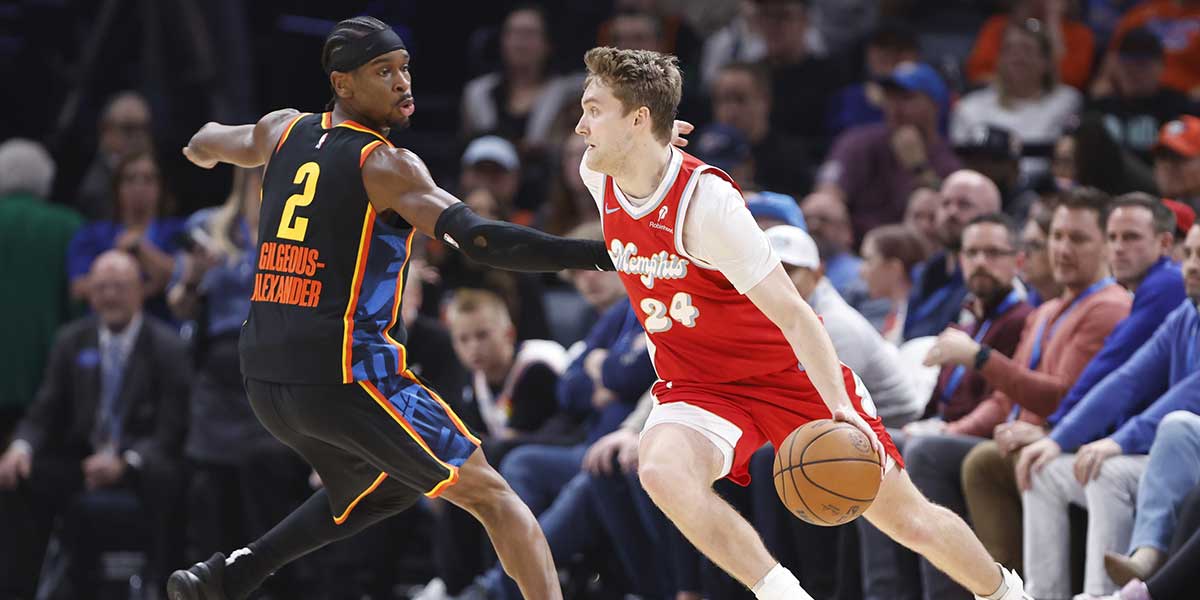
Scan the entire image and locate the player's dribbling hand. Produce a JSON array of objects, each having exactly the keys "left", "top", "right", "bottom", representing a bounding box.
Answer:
[
  {"left": 182, "top": 145, "right": 218, "bottom": 169},
  {"left": 671, "top": 120, "right": 694, "bottom": 148},
  {"left": 831, "top": 406, "right": 885, "bottom": 479}
]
